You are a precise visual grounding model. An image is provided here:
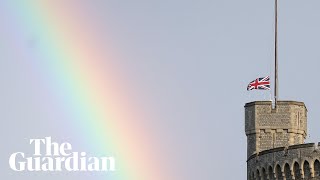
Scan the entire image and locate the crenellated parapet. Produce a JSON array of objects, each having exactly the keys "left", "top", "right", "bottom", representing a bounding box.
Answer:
[{"left": 247, "top": 143, "right": 320, "bottom": 180}]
